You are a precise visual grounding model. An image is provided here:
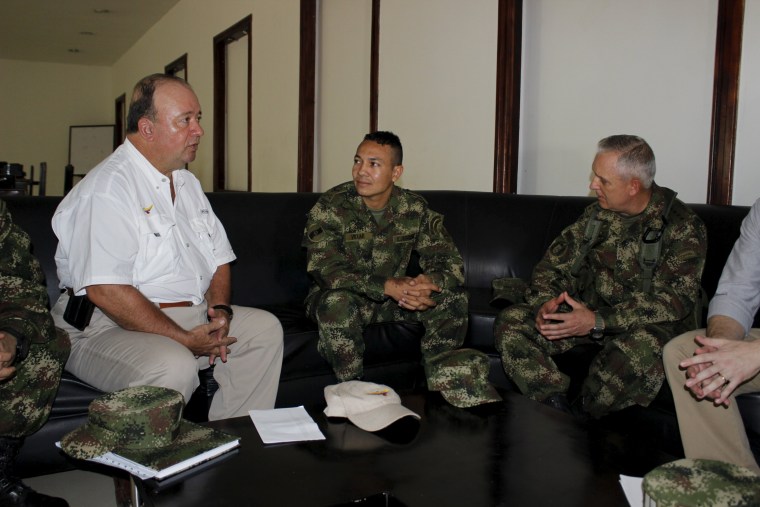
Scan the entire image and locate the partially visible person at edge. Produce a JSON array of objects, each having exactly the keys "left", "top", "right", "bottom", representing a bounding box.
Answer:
[
  {"left": 50, "top": 74, "right": 283, "bottom": 421},
  {"left": 1, "top": 199, "right": 70, "bottom": 507},
  {"left": 664, "top": 197, "right": 760, "bottom": 475},
  {"left": 494, "top": 134, "right": 707, "bottom": 420},
  {"left": 302, "top": 131, "right": 501, "bottom": 408}
]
